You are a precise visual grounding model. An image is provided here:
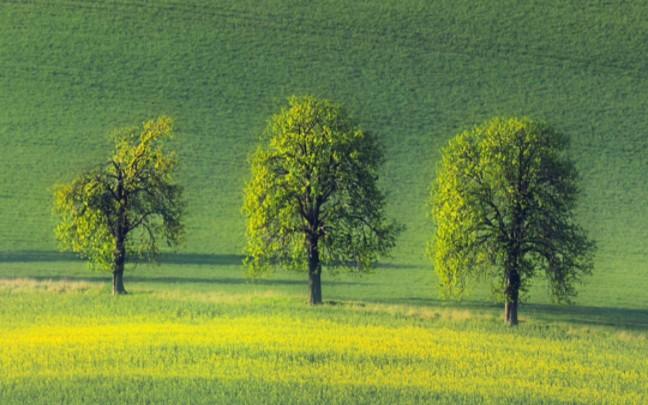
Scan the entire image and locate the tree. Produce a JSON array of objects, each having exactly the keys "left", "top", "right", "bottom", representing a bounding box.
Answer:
[
  {"left": 53, "top": 116, "right": 185, "bottom": 295},
  {"left": 428, "top": 117, "right": 595, "bottom": 325},
  {"left": 243, "top": 96, "right": 402, "bottom": 305}
]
